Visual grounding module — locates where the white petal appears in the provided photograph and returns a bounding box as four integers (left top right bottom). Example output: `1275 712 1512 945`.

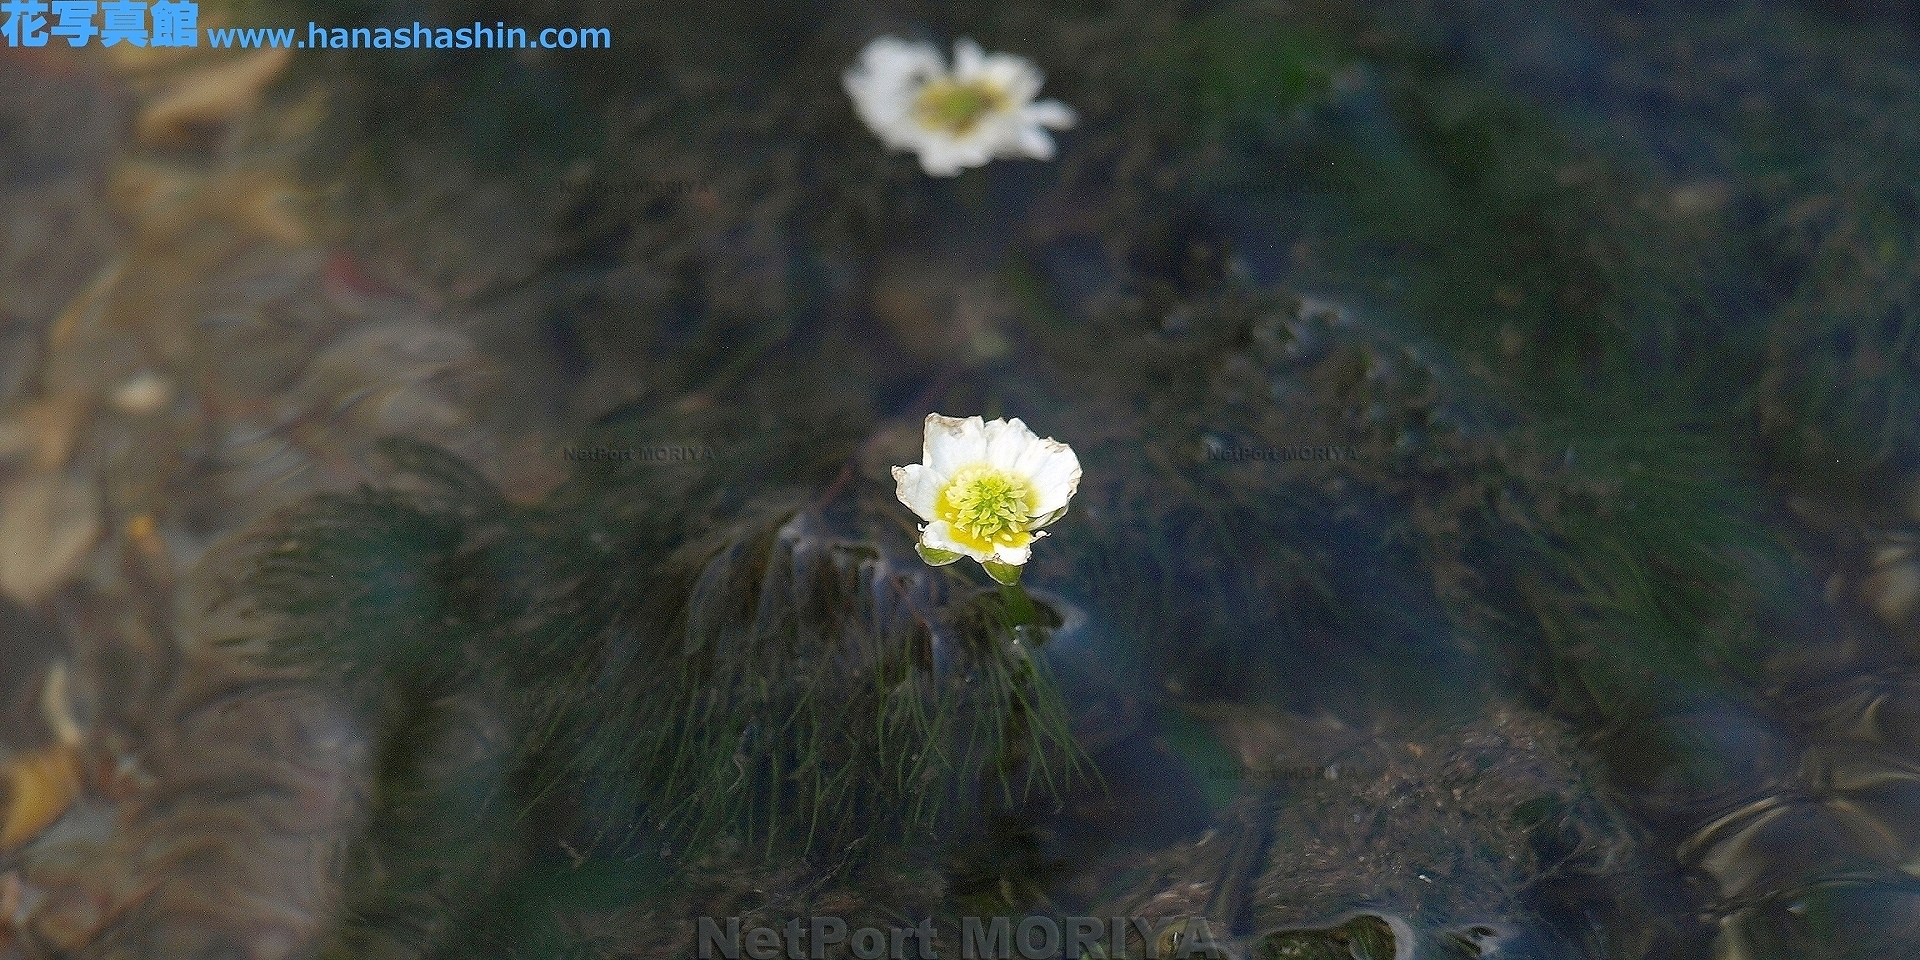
1023 99 1077 130
843 76 903 119
924 414 989 474
995 422 1057 477
922 520 994 563
1013 123 1057 161
904 124 993 173
859 37 945 86
952 38 986 78
983 417 1041 470
991 540 1033 566
892 463 944 522
1025 441 1081 520
853 109 920 146
844 56 922 109
917 146 971 177
981 132 1031 161
927 132 999 171
979 54 1043 103
845 37 946 148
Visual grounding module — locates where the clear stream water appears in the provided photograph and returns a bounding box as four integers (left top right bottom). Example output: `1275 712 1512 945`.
3 1 1920 958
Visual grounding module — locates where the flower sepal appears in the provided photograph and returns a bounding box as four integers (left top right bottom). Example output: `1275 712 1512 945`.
1033 505 1070 528
916 543 964 566
982 559 1023 586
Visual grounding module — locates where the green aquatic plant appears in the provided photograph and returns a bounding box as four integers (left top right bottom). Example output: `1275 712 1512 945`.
226 441 544 958
1038 0 1805 722
214 1 1920 957
1001 273 1788 765
1731 11 1920 470
1245 14 1741 401
223 418 1091 957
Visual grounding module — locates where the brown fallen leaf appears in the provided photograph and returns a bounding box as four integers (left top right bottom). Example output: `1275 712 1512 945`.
106 161 208 244
0 472 102 605
0 744 83 851
136 48 294 146
46 261 122 354
22 394 90 473
109 160 314 247
221 170 313 247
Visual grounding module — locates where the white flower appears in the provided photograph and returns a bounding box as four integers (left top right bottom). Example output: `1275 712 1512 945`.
892 414 1081 584
844 36 1077 177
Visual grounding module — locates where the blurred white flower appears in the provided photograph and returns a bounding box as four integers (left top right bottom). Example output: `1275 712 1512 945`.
893 414 1081 584
844 36 1077 177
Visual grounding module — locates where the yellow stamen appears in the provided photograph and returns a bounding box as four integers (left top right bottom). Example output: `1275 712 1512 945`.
935 465 1038 553
912 79 1010 137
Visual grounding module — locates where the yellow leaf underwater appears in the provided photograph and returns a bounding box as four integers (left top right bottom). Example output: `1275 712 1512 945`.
136 48 294 147
0 744 83 851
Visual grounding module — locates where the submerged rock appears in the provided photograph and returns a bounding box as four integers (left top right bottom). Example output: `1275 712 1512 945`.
1092 708 1649 960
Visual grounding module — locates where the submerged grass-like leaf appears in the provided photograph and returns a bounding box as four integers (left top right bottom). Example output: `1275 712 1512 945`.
227 416 1091 956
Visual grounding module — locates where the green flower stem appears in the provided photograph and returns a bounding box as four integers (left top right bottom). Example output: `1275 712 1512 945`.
1000 582 1039 628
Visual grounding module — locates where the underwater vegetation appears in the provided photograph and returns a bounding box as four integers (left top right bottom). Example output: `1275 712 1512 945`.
198 0 1920 956
223 417 1091 956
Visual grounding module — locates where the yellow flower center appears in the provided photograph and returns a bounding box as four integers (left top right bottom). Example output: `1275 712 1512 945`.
936 464 1038 552
912 79 1010 137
